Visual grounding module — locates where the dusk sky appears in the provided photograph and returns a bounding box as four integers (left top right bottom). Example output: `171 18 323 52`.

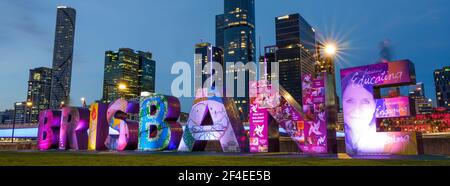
0 0 449 112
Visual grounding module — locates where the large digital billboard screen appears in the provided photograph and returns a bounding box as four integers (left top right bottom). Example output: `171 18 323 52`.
340 60 421 155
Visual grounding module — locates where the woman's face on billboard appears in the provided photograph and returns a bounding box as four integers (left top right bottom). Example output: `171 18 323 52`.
343 84 376 133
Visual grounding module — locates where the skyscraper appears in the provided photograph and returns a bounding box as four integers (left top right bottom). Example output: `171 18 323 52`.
13 102 29 124
138 51 156 95
194 42 224 95
258 46 277 82
102 48 156 103
216 0 256 121
27 67 52 123
215 14 225 50
409 82 433 114
434 66 450 109
275 13 316 105
50 6 76 109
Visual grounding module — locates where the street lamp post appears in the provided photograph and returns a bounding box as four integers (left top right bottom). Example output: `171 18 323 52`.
323 43 338 104
11 104 17 143
81 97 86 107
325 44 337 56
11 102 32 143
320 43 340 153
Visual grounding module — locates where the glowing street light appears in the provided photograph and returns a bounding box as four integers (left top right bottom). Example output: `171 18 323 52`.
117 83 127 99
324 44 337 56
26 101 33 107
118 83 127 90
81 97 87 107
26 101 33 123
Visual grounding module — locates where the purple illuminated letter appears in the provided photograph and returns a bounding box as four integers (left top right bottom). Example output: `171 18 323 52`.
59 107 90 150
105 99 139 151
37 110 61 150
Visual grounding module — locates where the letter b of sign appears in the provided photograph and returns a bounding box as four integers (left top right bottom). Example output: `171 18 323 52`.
138 94 183 151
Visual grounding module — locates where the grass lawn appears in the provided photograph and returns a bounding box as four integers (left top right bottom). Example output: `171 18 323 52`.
0 151 448 166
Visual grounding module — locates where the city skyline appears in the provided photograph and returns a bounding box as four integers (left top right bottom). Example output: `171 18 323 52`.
0 0 449 113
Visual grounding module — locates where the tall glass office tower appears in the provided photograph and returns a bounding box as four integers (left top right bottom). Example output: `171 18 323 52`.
27 67 52 123
216 0 255 121
434 66 450 109
50 6 76 108
102 48 156 103
275 13 316 105
195 42 224 95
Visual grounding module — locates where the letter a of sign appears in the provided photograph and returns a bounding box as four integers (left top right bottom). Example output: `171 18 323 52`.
178 97 248 152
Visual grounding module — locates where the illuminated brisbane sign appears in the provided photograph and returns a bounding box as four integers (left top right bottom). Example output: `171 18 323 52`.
37 93 248 152
37 87 328 153
340 60 423 155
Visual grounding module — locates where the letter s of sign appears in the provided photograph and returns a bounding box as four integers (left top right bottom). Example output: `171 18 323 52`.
105 99 139 151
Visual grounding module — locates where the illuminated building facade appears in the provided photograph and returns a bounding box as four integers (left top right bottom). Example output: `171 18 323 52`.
409 82 433 115
434 66 450 109
50 6 76 109
27 67 53 123
258 46 277 82
379 111 450 133
13 102 30 124
215 14 225 50
194 42 224 94
102 48 156 103
275 13 316 105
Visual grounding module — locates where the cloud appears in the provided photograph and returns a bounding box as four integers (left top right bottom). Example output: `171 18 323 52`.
14 15 47 37
0 0 50 45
